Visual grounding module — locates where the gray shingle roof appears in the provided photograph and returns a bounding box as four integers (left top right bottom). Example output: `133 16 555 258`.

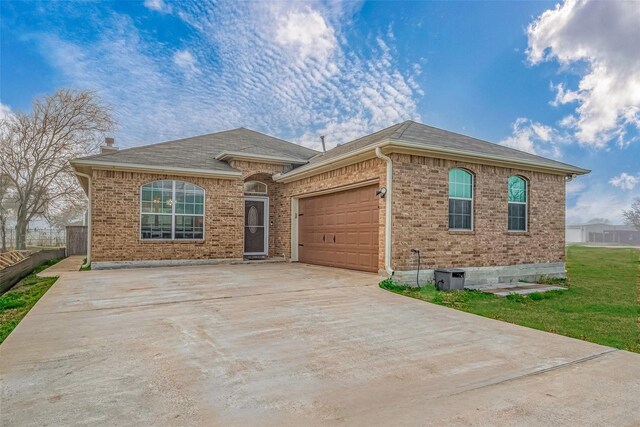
301 120 588 174
76 128 320 172
75 121 587 177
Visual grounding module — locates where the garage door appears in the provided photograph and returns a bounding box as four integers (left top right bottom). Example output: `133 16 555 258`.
298 185 379 272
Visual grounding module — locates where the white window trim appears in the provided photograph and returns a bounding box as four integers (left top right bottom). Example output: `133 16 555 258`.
139 180 205 241
448 169 474 231
507 177 528 232
244 180 268 195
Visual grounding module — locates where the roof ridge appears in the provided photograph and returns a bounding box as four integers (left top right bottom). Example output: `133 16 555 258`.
236 128 320 155
320 121 406 156
390 120 414 140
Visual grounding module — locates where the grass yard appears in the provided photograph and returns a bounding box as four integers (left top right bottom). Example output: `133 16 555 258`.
0 259 60 344
381 246 639 353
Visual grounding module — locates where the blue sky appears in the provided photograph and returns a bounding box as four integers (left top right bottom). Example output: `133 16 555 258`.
2 0 639 223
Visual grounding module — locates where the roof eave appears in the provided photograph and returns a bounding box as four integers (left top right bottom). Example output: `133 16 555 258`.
274 139 590 183
214 151 309 165
69 159 242 182
389 139 591 176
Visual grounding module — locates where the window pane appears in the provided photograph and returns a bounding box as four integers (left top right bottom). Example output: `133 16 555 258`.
141 181 172 214
244 181 267 194
141 214 172 239
508 203 526 231
449 199 472 229
449 169 472 198
175 215 204 239
508 176 527 203
174 181 204 219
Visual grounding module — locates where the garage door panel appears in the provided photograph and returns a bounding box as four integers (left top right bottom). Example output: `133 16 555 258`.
299 185 379 273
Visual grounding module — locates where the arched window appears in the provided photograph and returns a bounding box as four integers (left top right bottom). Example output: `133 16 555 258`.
448 168 473 230
140 180 204 240
244 181 267 194
508 176 527 231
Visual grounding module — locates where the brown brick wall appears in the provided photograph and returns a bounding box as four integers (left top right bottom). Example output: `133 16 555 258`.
91 169 243 262
89 154 566 271
389 154 566 271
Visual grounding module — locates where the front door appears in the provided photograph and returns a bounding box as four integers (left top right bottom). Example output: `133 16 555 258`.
244 197 268 255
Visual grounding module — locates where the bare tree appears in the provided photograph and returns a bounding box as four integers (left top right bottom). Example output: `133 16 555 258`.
623 197 640 231
0 173 17 252
0 89 115 249
46 202 87 229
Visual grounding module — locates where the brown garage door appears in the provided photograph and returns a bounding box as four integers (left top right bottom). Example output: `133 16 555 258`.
298 185 379 272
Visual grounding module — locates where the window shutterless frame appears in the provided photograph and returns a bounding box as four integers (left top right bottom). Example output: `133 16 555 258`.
507 176 528 232
448 168 474 231
139 180 205 241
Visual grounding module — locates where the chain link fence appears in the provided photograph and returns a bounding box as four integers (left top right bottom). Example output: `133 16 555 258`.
3 228 66 249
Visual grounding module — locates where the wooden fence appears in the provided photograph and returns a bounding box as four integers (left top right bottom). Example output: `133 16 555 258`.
0 248 66 294
66 226 88 256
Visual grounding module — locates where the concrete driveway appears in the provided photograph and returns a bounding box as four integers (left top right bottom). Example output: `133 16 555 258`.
1 263 639 426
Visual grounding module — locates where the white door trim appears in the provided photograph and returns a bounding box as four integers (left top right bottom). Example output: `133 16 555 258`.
244 196 269 256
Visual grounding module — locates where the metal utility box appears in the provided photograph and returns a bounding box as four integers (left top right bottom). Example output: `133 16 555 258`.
434 268 466 291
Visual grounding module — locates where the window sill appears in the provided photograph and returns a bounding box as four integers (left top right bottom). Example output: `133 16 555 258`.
505 231 530 236
448 230 475 235
139 239 206 244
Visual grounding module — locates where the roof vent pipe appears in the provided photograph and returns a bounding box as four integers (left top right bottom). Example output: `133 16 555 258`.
320 135 326 153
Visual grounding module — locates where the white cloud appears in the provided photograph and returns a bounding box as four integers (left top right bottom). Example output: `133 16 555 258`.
527 0 640 147
144 0 171 14
33 1 420 149
274 8 337 62
609 172 639 191
0 102 13 120
499 118 564 158
567 185 638 224
566 179 585 195
172 49 200 75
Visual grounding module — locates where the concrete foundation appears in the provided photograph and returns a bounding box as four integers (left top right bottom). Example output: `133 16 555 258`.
392 262 566 287
91 258 244 270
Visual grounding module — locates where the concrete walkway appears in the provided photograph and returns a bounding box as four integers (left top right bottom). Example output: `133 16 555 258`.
466 282 568 296
36 255 84 277
1 263 639 426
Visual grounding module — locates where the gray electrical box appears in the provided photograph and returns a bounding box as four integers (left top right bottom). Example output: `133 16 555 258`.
434 268 466 291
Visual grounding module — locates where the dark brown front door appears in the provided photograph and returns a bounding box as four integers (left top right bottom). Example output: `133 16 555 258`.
244 198 268 255
298 185 379 272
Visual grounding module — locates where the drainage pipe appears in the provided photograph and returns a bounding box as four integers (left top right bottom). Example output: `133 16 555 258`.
75 171 92 269
375 147 394 277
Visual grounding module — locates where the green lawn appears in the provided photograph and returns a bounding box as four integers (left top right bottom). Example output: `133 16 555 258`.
0 259 60 344
381 246 639 352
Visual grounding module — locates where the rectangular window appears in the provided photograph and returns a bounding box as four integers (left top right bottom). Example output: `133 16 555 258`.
508 203 527 231
449 169 473 230
508 176 527 231
140 180 205 240
141 214 172 239
449 199 472 230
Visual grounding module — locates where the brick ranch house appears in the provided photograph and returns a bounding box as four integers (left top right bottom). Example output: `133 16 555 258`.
70 120 589 285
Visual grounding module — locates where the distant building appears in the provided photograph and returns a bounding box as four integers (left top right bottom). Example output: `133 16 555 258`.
566 223 640 245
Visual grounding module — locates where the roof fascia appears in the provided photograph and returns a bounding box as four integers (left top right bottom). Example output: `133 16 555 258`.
215 151 308 165
70 159 242 180
274 138 589 183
